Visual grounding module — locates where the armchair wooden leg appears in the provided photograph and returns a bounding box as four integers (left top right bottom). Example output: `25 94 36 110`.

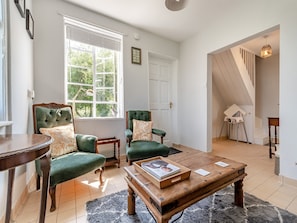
36 174 41 190
49 186 56 212
95 167 104 186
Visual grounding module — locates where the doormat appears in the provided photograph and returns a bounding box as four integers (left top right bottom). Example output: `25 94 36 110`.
168 147 182 155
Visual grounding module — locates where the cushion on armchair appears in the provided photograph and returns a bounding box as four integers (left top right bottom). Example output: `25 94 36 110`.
132 119 153 141
39 124 77 158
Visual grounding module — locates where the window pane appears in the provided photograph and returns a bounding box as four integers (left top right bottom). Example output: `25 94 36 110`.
70 103 93 118
96 89 115 102
96 74 114 87
68 67 92 84
67 84 93 101
96 104 117 117
68 49 92 67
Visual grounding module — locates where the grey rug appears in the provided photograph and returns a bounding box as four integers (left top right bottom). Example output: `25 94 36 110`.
86 186 297 223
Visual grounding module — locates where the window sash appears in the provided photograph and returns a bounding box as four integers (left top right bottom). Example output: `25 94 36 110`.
64 18 123 118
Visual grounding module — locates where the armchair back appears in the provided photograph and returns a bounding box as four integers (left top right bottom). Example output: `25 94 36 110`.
33 103 74 134
126 110 151 131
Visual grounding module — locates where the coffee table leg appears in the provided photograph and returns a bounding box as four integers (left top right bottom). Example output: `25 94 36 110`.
127 186 135 215
234 179 244 207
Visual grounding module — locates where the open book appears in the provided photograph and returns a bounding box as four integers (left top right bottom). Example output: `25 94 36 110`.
141 159 181 179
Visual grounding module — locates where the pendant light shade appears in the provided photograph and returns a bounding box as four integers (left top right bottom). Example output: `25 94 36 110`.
261 44 272 58
260 36 272 58
165 0 188 11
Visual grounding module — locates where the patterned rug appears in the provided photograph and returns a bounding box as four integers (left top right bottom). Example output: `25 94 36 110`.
86 186 297 223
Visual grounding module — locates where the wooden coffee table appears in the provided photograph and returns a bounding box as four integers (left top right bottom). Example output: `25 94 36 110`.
124 149 247 223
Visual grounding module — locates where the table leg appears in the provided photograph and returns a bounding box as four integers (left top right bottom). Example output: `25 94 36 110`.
127 186 135 215
234 179 244 207
117 140 120 168
5 168 15 223
39 152 51 223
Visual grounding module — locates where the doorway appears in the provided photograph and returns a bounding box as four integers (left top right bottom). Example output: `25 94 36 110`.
148 53 177 146
211 28 280 147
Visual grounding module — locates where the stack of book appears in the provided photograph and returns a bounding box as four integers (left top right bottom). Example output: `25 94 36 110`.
134 156 191 189
141 159 181 179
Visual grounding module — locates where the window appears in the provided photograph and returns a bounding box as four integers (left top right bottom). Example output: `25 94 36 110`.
64 17 123 118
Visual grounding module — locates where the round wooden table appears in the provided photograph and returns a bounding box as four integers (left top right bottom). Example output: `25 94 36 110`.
0 134 52 223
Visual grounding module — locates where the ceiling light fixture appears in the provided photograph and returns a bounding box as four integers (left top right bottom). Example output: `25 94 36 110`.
165 0 188 11
260 35 272 58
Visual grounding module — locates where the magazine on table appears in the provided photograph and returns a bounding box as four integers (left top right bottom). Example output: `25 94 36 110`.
141 159 181 179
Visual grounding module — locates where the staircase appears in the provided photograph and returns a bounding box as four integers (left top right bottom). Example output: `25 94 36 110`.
213 46 268 144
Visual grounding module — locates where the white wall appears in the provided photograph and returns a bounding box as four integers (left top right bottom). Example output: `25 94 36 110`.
256 54 280 133
212 81 226 138
32 0 179 154
0 0 35 220
179 0 297 180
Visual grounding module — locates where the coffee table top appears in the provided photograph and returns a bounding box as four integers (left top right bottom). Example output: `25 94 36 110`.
124 149 247 206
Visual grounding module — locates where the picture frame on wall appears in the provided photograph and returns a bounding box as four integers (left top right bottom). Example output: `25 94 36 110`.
131 47 141 65
26 9 34 39
14 0 26 18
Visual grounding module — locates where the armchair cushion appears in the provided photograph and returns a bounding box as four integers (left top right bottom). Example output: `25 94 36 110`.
132 119 153 141
39 124 77 158
49 152 105 186
126 140 170 162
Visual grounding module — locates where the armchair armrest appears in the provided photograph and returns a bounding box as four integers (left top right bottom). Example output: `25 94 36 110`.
152 128 166 144
125 129 133 146
76 134 98 153
152 128 166 137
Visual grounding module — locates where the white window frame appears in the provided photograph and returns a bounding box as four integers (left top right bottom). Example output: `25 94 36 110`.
64 17 124 119
0 0 8 122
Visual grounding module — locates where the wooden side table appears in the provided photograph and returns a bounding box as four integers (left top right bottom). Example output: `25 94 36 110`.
96 137 120 168
0 134 52 223
268 117 279 158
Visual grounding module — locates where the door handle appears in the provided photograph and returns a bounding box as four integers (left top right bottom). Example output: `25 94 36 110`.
169 102 173 109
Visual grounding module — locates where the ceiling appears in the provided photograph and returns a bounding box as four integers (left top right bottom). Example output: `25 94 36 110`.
63 0 279 56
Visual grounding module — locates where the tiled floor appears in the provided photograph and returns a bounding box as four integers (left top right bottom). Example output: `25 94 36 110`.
14 140 297 222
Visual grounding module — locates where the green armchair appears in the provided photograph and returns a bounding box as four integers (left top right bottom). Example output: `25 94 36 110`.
125 110 170 165
33 103 106 212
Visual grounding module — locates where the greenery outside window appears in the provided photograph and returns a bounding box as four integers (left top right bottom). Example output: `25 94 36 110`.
64 17 123 118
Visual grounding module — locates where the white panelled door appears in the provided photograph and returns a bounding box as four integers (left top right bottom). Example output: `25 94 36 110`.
149 55 173 146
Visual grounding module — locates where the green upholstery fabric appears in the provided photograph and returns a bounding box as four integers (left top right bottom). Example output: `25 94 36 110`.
33 103 106 212
126 141 169 162
152 128 166 137
33 104 106 181
125 110 169 164
126 110 151 131
76 134 97 153
35 151 105 187
34 106 73 133
50 152 105 186
125 129 133 142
